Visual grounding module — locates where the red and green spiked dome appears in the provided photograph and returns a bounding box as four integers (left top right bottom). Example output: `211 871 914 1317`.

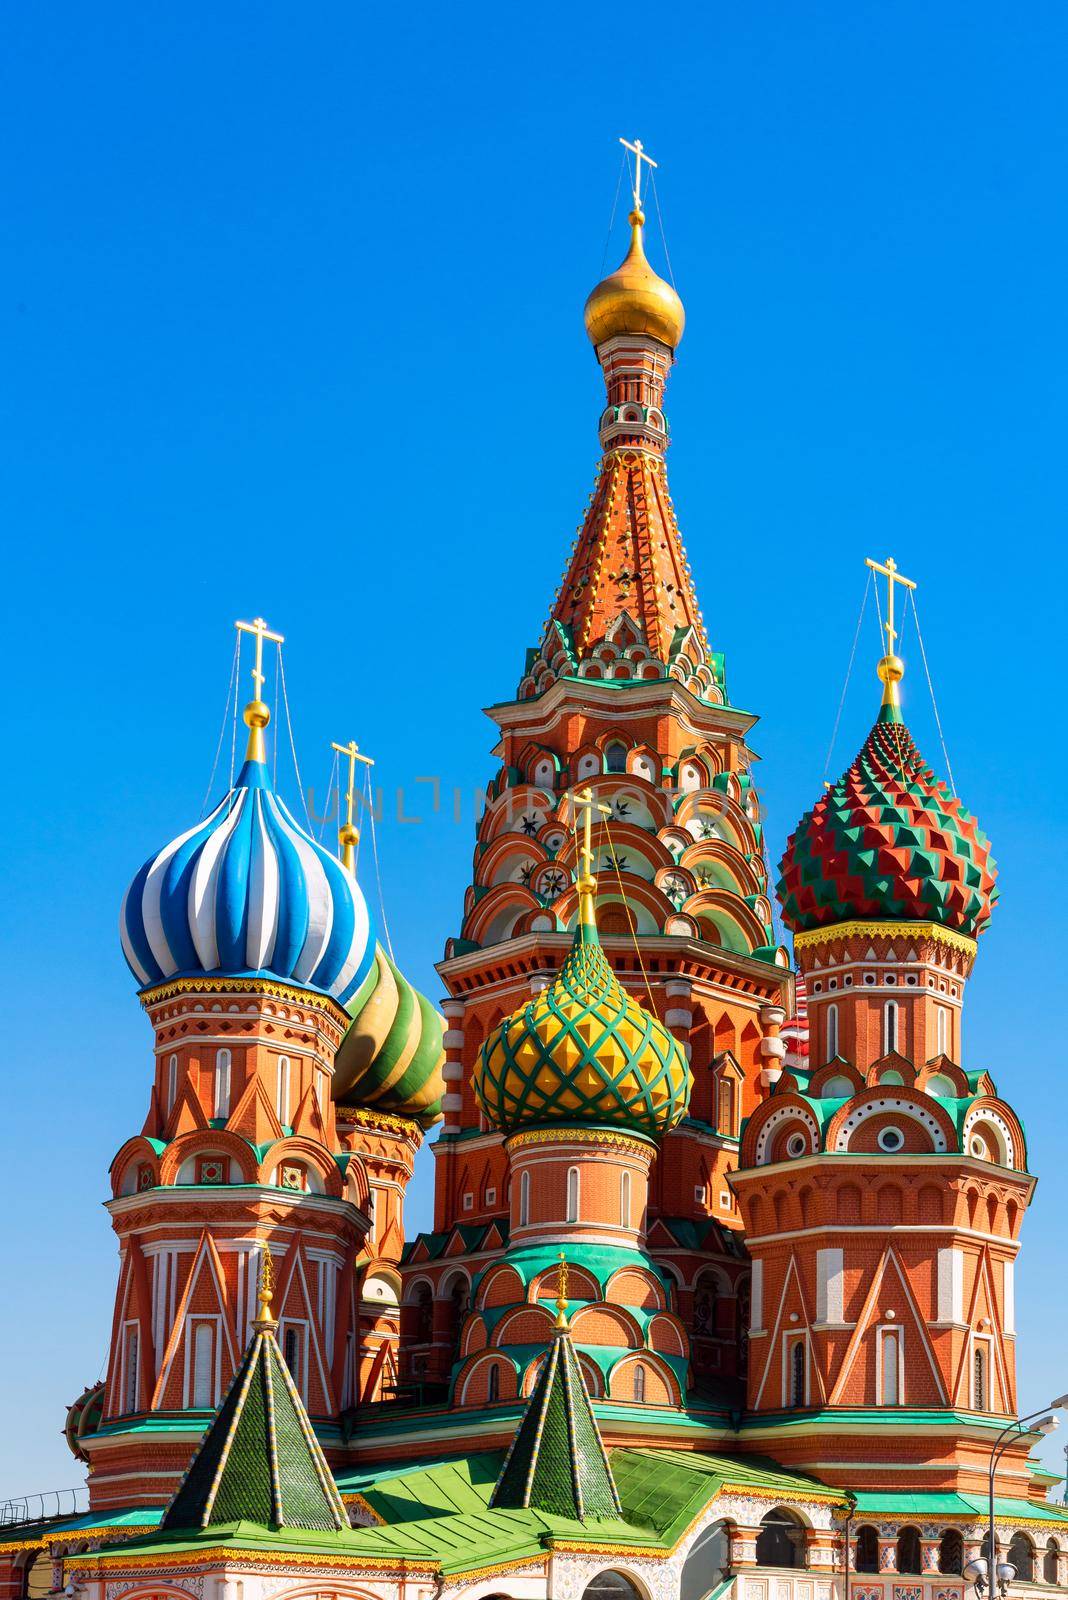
474 908 692 1140
778 702 998 939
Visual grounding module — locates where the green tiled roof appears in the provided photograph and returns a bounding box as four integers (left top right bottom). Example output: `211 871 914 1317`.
851 1492 1068 1525
492 1325 621 1521
162 1319 347 1534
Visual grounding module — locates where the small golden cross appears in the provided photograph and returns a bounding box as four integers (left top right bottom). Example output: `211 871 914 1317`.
864 556 916 656
620 135 658 210
331 739 375 871
236 616 284 702
573 785 612 887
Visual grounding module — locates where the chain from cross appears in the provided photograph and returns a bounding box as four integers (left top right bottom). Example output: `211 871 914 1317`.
620 136 657 210
864 556 916 655
572 785 612 888
331 738 374 870
236 616 284 701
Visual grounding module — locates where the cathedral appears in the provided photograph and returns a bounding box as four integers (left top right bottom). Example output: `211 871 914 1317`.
3 146 1066 1600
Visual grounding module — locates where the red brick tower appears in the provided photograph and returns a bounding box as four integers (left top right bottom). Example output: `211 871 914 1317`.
732 562 1033 1499
402 152 788 1402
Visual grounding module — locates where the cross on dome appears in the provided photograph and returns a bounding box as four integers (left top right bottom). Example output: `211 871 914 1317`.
332 738 374 872
864 555 916 712
619 135 657 211
235 615 284 762
571 785 611 927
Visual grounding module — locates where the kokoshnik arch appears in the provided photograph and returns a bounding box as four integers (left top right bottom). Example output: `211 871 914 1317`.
3 137 1065 1600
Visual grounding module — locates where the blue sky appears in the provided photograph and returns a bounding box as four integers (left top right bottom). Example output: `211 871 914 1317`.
2 1 1067 1500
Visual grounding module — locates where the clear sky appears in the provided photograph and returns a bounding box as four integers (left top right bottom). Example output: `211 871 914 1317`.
2 1 1067 1502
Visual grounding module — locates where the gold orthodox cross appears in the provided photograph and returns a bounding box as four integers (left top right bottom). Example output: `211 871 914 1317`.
572 785 612 887
236 616 284 703
620 136 657 210
331 738 374 872
864 556 916 657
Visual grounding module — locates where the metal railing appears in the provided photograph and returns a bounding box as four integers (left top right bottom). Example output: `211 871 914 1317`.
0 1488 87 1528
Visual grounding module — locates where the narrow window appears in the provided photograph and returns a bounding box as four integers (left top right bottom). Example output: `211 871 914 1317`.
1043 1540 1060 1585
634 1363 646 1402
825 1003 839 1062
939 1530 964 1576
880 1328 900 1405
937 1005 949 1055
897 1528 922 1576
283 1326 302 1391
277 1056 290 1125
214 1048 231 1118
884 1000 899 1055
123 1326 140 1414
605 743 627 774
192 1323 214 1408
974 1344 987 1410
519 1170 530 1227
790 1340 805 1407
487 1362 500 1403
620 1170 632 1227
855 1526 879 1573
566 1166 580 1223
718 1078 734 1135
167 1054 178 1112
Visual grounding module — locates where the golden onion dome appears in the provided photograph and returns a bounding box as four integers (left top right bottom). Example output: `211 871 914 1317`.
583 208 685 351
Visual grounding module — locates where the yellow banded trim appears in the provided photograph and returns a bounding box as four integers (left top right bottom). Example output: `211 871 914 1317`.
793 920 977 959
338 1106 424 1139
505 1126 655 1155
140 975 349 1024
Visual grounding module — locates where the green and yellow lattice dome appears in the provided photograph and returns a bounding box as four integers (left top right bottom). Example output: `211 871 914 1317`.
474 917 691 1140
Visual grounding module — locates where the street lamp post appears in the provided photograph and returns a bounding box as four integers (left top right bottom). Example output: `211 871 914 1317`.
963 1398 1068 1600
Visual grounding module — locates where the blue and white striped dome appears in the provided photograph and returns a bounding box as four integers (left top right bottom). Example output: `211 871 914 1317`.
120 754 376 1004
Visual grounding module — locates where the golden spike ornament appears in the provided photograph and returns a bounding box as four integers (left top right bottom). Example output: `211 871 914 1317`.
331 739 374 872
572 786 611 928
864 556 916 709
255 1247 277 1328
555 1251 570 1330
236 616 284 762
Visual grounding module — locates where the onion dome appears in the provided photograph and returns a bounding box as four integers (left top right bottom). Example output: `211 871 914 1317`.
120 701 376 1005
334 944 446 1125
584 208 685 350
474 868 691 1138
778 697 998 939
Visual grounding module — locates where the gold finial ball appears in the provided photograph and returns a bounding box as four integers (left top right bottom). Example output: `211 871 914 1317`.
877 653 905 688
339 822 360 849
244 698 271 731
583 208 685 351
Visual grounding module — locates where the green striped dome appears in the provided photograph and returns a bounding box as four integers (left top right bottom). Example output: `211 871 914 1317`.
474 919 691 1139
333 945 445 1125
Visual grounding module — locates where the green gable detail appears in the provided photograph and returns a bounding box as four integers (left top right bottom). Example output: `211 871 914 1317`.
491 1325 621 1522
162 1323 347 1534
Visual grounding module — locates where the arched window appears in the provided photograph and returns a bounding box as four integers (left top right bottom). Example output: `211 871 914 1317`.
605 743 627 773
884 1000 899 1055
1044 1539 1060 1585
566 1166 580 1223
276 1056 290 1125
718 1077 735 1135
897 1527 922 1575
974 1344 988 1411
191 1322 214 1408
633 1363 646 1402
487 1362 500 1403
937 1005 949 1055
581 1574 645 1600
620 1170 631 1227
855 1526 879 1573
214 1048 231 1118
415 1283 433 1343
789 1340 805 1407
939 1530 963 1575
825 1004 839 1063
167 1054 178 1112
519 1170 530 1227
680 1523 729 1600
693 1271 719 1335
1008 1534 1035 1583
282 1326 302 1392
755 1508 804 1569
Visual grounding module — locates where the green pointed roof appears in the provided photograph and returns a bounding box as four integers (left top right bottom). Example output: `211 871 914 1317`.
490 1323 621 1522
162 1320 347 1534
